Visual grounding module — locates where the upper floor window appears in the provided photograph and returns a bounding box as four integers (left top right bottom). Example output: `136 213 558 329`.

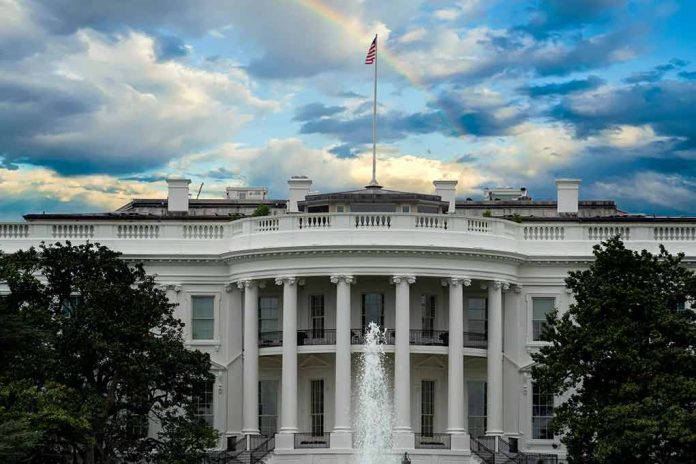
467 297 487 335
421 294 436 334
310 294 325 337
191 296 214 340
532 298 555 341
336 205 345 213
532 383 554 439
401 205 410 213
362 293 384 329
259 297 279 334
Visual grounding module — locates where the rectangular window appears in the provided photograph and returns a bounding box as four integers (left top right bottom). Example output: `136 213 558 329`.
336 205 345 213
362 293 384 329
192 296 215 340
310 379 324 436
421 380 435 436
258 380 278 437
258 296 279 334
310 295 325 338
421 294 436 335
467 297 487 334
401 205 410 213
532 383 554 439
467 381 487 439
532 298 555 341
193 380 214 427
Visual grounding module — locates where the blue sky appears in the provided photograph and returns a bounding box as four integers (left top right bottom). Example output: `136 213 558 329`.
0 0 694 218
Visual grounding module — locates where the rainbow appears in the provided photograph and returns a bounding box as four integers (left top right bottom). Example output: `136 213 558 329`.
293 0 466 139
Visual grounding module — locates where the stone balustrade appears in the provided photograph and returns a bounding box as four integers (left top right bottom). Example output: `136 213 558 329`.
0 214 694 258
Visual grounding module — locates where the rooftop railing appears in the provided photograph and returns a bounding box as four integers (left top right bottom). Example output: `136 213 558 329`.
1 213 694 256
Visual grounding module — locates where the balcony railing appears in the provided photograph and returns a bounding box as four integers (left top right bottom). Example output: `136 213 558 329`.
415 433 451 449
294 433 330 449
297 329 336 346
410 330 448 346
258 331 283 347
351 328 395 345
463 331 487 349
258 329 487 348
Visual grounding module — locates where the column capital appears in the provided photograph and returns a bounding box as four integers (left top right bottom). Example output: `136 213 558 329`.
330 275 355 285
441 277 471 287
161 283 182 293
488 280 510 290
237 279 257 290
513 284 523 294
225 282 235 293
274 276 297 286
391 275 416 285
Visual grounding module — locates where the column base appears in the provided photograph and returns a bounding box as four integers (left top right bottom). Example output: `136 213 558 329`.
392 430 415 450
275 432 296 450
330 430 353 449
449 431 471 451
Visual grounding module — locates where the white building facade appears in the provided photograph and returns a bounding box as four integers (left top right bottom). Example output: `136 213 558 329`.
1 177 694 464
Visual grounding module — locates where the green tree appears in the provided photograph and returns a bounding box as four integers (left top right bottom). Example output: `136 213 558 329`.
0 242 217 463
252 204 270 217
532 237 696 463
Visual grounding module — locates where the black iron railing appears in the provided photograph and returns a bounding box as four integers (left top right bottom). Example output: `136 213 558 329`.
250 435 274 464
258 331 283 347
410 330 449 346
297 329 336 345
470 436 495 464
517 453 559 464
294 433 330 448
464 331 487 349
414 433 451 449
227 435 248 451
350 328 395 344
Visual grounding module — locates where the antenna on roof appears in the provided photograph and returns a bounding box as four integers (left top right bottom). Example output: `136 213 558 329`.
196 182 204 199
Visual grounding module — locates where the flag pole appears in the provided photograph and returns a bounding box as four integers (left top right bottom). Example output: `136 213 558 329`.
369 34 379 187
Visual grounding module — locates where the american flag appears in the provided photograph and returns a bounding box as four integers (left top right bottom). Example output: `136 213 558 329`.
364 35 377 64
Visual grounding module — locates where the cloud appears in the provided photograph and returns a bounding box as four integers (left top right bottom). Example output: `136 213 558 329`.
520 75 605 96
523 0 627 36
588 172 695 214
171 138 489 198
0 27 277 175
624 58 689 83
293 103 346 122
553 79 696 149
0 165 164 218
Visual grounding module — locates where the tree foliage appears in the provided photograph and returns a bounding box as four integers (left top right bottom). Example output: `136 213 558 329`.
0 242 217 463
532 237 696 463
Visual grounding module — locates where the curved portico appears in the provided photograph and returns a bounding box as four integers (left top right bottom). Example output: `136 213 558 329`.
234 262 518 452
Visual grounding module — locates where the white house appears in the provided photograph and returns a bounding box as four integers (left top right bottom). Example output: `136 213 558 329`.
1 176 694 464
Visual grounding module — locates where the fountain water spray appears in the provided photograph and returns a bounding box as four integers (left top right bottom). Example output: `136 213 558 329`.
353 322 398 464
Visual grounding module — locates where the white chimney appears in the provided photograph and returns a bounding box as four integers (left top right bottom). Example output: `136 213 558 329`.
287 176 312 213
433 180 458 214
556 179 580 215
166 178 191 213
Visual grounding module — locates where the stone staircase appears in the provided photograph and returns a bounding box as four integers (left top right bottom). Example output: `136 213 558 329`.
470 436 558 464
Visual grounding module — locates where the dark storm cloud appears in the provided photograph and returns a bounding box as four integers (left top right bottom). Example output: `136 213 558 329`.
522 0 626 36
28 0 233 36
293 103 346 122
553 79 696 148
624 58 689 83
519 76 605 96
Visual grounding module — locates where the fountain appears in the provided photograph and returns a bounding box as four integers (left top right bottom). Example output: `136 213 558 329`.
353 322 398 464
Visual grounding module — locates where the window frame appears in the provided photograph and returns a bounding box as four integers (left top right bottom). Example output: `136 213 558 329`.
531 382 554 440
188 292 221 344
361 292 385 329
193 380 215 427
420 380 435 436
466 296 488 336
421 294 437 335
467 380 487 439
526 293 559 346
258 295 280 335
309 294 325 338
310 379 325 437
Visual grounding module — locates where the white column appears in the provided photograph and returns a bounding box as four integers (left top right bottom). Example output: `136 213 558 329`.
276 277 298 449
331 275 354 449
392 275 415 449
444 277 471 451
239 280 260 435
486 280 507 436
